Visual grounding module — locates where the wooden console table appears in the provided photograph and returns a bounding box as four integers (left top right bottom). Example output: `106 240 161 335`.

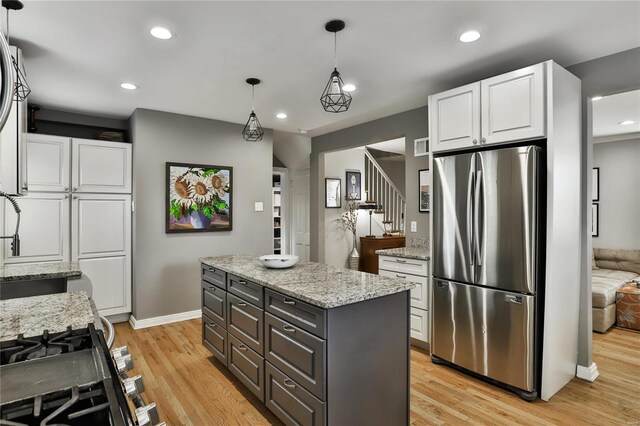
359 236 406 274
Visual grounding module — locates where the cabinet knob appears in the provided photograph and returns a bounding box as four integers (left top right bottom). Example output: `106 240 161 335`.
64 186 69 191
73 195 78 199
22 182 28 190
64 194 69 199
472 139 478 145
73 186 78 191
481 137 486 144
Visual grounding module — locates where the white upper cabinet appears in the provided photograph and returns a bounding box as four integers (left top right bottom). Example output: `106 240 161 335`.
430 63 546 153
2 193 70 264
430 83 481 153
22 134 71 192
72 139 132 193
481 63 546 144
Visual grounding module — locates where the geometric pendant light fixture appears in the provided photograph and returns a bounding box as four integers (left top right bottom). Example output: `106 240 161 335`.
320 20 352 113
242 78 264 142
2 0 31 102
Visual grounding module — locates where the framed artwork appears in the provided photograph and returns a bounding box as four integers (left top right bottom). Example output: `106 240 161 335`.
592 167 600 202
166 162 232 233
414 137 429 157
591 203 599 237
419 169 430 212
325 178 341 208
345 170 362 201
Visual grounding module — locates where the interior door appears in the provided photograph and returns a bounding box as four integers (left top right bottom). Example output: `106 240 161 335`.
475 146 539 294
291 169 310 261
432 152 475 284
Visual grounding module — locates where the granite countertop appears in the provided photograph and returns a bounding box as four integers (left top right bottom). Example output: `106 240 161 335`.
375 247 430 261
200 255 415 309
0 291 96 340
0 262 82 282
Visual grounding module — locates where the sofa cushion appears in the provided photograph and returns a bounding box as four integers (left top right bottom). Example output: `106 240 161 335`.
594 248 640 275
592 250 599 270
592 268 640 308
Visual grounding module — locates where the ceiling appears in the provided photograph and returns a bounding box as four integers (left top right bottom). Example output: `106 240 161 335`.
10 1 640 137
592 90 640 138
367 137 405 155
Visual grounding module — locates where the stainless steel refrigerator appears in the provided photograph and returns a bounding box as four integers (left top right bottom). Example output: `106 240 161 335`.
431 144 541 401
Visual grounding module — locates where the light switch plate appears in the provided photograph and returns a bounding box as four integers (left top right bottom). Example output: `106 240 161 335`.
254 202 264 212
411 221 417 232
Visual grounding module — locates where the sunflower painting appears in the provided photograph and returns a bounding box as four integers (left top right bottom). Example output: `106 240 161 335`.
166 162 232 233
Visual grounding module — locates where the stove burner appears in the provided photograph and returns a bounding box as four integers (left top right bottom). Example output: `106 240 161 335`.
25 346 63 360
0 327 92 365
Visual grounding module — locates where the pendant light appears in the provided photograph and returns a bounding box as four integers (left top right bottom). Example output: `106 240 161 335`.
2 0 30 102
242 78 264 142
320 20 352 113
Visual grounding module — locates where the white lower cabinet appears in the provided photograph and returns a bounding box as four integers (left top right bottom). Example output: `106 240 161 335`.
379 256 431 344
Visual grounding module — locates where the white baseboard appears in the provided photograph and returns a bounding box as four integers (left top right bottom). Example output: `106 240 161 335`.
576 362 599 382
129 309 202 330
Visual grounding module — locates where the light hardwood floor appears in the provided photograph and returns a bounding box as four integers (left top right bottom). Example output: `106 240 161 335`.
114 320 639 425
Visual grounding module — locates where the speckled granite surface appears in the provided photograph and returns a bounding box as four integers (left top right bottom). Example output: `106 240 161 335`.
375 247 430 261
200 255 414 309
0 262 82 282
0 291 95 340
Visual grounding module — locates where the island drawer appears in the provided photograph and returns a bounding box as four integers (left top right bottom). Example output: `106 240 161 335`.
265 290 326 339
228 333 264 402
228 274 264 308
203 314 228 366
265 313 326 400
265 362 325 426
201 264 226 289
227 293 264 355
378 255 428 276
202 284 227 327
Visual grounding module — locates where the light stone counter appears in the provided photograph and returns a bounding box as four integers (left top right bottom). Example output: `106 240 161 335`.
200 255 415 309
0 291 96 340
375 246 430 261
0 262 82 282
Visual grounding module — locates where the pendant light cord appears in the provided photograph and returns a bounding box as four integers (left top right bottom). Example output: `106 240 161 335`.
334 32 337 69
251 84 255 112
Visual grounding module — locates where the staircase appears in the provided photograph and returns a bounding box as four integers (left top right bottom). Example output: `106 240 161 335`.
363 148 406 233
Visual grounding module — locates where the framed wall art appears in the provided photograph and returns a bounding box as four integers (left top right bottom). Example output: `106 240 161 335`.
419 169 430 212
592 167 600 202
591 203 599 237
345 170 362 201
166 162 232 233
325 178 341 208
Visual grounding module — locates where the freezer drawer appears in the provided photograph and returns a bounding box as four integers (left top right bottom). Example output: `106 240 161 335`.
432 280 536 392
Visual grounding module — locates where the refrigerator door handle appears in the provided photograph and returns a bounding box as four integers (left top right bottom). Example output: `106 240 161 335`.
474 169 483 267
467 155 475 266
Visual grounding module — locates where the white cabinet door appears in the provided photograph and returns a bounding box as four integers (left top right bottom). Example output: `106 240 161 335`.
481 63 546 144
410 307 430 343
430 82 481 153
2 193 70 264
72 193 131 316
72 139 132 193
379 269 430 310
23 134 71 193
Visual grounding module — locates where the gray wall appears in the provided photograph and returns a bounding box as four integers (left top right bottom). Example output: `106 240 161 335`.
273 130 312 170
566 47 640 369
310 106 429 261
130 109 273 320
593 138 640 250
376 157 406 197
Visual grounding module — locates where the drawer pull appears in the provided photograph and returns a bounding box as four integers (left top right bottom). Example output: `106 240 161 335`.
238 301 248 307
283 325 296 333
283 378 296 389
283 298 296 305
209 322 216 328
395 259 407 263
208 267 216 272
238 344 248 351
238 280 248 285
396 274 407 278
208 286 216 291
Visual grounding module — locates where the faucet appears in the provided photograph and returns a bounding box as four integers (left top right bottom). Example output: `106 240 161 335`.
0 190 20 256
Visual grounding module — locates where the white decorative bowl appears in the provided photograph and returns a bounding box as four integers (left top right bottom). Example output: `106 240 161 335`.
259 254 300 269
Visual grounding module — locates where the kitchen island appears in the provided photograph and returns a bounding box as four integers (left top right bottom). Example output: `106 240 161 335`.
199 255 415 426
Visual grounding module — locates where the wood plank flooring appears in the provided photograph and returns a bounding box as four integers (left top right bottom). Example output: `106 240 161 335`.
114 320 639 425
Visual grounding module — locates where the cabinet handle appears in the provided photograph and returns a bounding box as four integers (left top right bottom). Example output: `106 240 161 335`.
396 274 407 278
64 186 69 191
64 194 69 199
238 344 248 351
283 325 296 333
21 182 28 190
208 267 216 272
283 379 296 389
472 139 478 145
395 259 406 263
238 301 247 307
238 280 247 285
73 195 78 199
209 322 216 328
283 298 296 305
208 286 215 292
73 186 78 191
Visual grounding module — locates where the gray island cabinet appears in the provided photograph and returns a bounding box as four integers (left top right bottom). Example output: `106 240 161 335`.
200 255 415 426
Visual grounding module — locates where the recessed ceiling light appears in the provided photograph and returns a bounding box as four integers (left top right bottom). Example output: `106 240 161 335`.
120 82 138 90
459 30 481 43
591 96 604 101
619 120 635 125
342 84 356 92
150 26 173 40
276 113 288 119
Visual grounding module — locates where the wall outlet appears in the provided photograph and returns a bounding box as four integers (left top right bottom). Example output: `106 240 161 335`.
254 202 264 212
411 221 417 232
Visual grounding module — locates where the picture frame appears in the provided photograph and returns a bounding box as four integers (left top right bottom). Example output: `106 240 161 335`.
419 169 430 212
166 162 233 233
345 170 362 201
325 178 341 208
592 167 600 202
414 137 429 157
591 203 599 237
